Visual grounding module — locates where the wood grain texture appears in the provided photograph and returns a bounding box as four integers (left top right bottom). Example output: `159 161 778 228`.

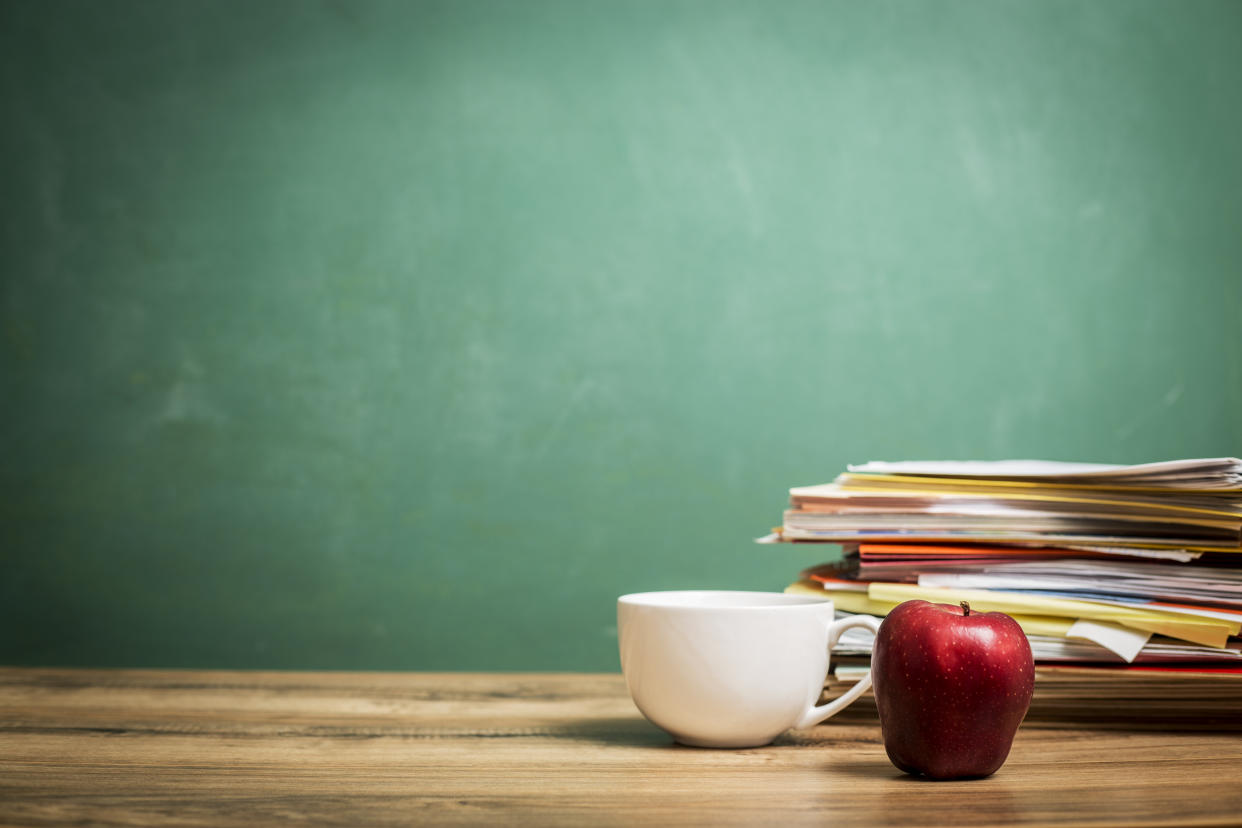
2 668 1241 827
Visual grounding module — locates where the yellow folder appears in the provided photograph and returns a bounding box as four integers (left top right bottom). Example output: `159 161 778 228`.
866 583 1237 648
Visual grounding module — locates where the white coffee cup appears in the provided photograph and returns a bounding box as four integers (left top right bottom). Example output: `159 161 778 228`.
617 590 880 748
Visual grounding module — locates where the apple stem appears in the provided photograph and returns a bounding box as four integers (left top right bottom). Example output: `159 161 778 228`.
960 601 971 616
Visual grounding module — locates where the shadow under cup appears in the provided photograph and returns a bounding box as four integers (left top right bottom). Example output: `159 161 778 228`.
617 590 858 748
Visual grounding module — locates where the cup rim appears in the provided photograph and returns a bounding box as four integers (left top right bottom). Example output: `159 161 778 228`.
617 589 832 610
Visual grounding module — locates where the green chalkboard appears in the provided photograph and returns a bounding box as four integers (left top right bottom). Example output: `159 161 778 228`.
2 0 1241 670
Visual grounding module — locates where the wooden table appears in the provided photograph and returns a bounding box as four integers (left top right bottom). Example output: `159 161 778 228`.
3 667 1241 826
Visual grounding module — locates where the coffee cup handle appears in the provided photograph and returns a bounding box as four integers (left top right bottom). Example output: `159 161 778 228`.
794 614 882 729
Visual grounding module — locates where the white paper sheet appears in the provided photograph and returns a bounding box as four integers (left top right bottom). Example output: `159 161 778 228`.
846 458 1242 487
1065 619 1151 663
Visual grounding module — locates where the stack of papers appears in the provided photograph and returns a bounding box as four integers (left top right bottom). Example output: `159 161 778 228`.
765 459 1242 671
822 664 1242 730
776 458 1242 548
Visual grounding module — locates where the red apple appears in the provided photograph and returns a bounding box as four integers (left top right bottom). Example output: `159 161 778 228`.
871 599 1034 780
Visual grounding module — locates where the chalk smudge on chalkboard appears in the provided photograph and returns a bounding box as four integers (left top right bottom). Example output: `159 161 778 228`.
957 125 994 199
154 358 227 428
1115 384 1185 441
